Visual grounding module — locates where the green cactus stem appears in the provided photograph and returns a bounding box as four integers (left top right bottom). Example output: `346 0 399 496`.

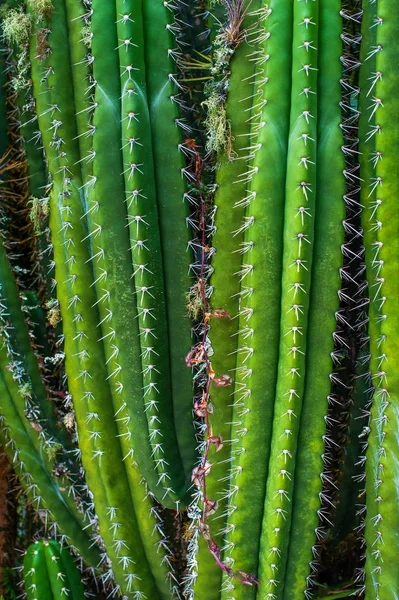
26 3 172 596
220 2 292 598
23 538 86 600
193 4 264 597
0 237 100 566
143 0 197 480
256 0 320 595
360 0 399 598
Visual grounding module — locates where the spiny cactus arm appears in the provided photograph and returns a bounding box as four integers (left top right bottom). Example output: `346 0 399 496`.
142 0 196 481
48 540 86 600
113 3 182 590
29 6 166 594
63 0 93 183
194 7 263 598
51 187 163 599
220 2 293 597
283 0 345 595
0 238 55 427
0 35 99 561
14 77 48 205
257 1 319 598
115 0 190 508
357 1 378 593
44 540 85 599
113 2 186 587
362 3 399 598
88 0 186 509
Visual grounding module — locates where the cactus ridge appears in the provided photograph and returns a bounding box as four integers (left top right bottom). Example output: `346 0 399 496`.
83 0 194 513
257 1 320 597
142 0 197 484
356 0 378 593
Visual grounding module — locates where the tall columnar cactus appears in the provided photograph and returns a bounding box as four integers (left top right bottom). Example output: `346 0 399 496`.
359 0 399 599
23 538 86 600
194 1 345 598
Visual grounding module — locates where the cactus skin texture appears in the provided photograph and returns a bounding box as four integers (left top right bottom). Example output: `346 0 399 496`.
23 539 86 600
360 1 399 599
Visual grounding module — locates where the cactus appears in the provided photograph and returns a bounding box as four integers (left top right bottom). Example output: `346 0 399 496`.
5 1 399 599
23 538 86 600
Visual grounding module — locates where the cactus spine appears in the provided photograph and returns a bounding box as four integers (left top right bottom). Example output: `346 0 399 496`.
23 539 86 599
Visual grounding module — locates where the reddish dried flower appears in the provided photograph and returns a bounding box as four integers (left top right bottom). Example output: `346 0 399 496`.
212 373 233 387
191 462 212 488
194 397 207 418
204 498 219 517
199 521 211 541
208 434 224 453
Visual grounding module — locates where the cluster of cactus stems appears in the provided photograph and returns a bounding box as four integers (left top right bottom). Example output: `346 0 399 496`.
1 0 399 599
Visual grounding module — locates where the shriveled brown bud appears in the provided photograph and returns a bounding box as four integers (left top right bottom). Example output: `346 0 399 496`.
199 521 212 541
193 398 207 418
